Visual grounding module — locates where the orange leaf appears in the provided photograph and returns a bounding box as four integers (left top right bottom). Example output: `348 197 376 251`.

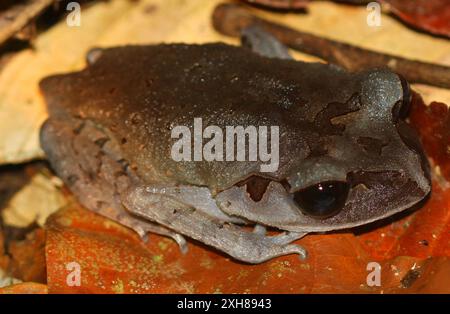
45 194 449 293
0 282 48 294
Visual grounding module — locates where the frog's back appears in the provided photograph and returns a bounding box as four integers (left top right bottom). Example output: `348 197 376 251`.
39 44 361 191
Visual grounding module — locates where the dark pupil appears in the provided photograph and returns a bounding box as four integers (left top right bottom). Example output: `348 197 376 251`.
293 181 349 219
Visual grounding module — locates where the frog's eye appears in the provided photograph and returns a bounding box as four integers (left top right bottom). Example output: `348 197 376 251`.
293 181 349 218
393 75 411 122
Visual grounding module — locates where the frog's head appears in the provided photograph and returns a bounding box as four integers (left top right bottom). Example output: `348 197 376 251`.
216 69 431 233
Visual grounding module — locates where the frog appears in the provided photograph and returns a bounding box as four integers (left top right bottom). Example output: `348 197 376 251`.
39 27 431 264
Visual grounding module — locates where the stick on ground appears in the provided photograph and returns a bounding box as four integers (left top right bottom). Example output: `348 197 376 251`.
0 0 55 47
212 3 450 89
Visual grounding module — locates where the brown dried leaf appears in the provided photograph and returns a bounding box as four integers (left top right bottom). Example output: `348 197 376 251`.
0 282 47 294
383 0 450 38
7 228 47 283
0 0 55 46
409 92 450 182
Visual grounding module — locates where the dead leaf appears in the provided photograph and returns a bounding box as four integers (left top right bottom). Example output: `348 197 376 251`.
7 228 47 283
402 257 450 293
0 0 55 46
240 0 450 38
0 221 46 285
0 164 31 209
0 0 136 164
383 0 450 38
2 171 66 228
409 92 450 182
0 282 47 294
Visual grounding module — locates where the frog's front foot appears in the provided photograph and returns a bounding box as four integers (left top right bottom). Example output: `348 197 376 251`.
131 220 188 254
250 224 308 261
122 186 308 264
232 231 308 263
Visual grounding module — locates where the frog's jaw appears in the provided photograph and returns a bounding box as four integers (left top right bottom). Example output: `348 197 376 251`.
123 185 309 264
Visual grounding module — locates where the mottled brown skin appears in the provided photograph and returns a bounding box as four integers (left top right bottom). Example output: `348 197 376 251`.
39 43 431 263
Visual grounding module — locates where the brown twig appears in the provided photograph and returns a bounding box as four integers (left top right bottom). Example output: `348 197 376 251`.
240 0 309 10
212 3 450 89
0 0 55 47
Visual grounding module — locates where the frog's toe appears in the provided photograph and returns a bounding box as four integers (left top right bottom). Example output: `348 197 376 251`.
252 224 267 235
251 226 307 260
269 232 308 260
132 225 149 242
236 231 308 263
130 220 188 253
173 234 188 254
281 243 308 260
